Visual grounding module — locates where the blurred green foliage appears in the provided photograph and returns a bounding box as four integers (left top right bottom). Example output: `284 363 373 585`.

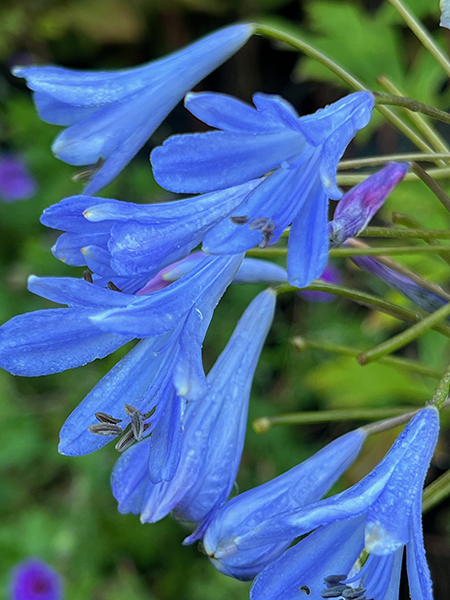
0 0 450 598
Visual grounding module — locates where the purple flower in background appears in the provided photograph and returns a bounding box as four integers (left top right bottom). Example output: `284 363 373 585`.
0 154 37 202
9 559 63 600
152 90 374 287
329 162 410 247
299 262 341 303
13 24 254 194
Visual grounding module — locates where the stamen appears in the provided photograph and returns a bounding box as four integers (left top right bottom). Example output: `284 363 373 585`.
72 157 105 182
115 429 136 452
230 215 249 225
249 217 269 231
88 423 123 436
83 270 93 283
125 404 145 440
342 587 367 600
107 281 122 292
299 585 311 595
95 412 122 425
321 585 351 598
324 576 348 588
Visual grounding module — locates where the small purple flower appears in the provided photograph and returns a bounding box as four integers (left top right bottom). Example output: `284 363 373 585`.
9 559 63 600
299 262 341 303
329 162 410 247
0 154 37 202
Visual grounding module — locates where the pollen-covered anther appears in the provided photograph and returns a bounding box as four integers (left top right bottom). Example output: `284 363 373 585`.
88 423 123 436
230 215 249 225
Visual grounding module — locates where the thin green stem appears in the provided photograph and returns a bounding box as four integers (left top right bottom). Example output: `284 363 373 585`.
428 360 450 410
276 282 450 338
291 336 442 379
337 166 450 186
375 84 450 155
423 469 450 514
392 212 450 266
253 407 415 434
338 153 450 170
386 0 450 79
254 21 434 152
357 302 450 365
247 245 450 259
412 162 450 213
359 226 450 240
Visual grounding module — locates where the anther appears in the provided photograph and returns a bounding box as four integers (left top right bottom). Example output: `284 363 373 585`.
72 157 105 182
249 217 269 231
321 585 351 598
83 270 93 283
125 404 145 440
88 423 123 436
107 281 122 292
115 429 136 453
95 412 122 425
230 215 249 225
299 586 311 595
324 575 347 589
342 587 367 600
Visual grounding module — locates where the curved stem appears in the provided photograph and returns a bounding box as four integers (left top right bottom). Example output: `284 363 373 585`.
338 153 450 170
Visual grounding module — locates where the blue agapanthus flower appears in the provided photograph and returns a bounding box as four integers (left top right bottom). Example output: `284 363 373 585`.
151 90 374 287
208 407 438 600
112 289 276 538
0 253 242 481
13 24 254 194
202 427 366 580
9 558 63 600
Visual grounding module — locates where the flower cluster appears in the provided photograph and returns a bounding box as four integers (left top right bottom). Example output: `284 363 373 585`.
0 19 441 600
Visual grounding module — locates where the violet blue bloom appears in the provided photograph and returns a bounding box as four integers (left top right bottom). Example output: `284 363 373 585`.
0 254 242 480
151 90 374 287
112 289 275 537
351 253 450 315
13 24 254 194
328 162 410 247
0 154 37 202
9 558 63 600
211 407 438 600
202 427 366 580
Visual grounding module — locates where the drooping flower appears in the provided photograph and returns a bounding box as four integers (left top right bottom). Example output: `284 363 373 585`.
208 407 438 600
328 162 410 247
351 252 450 314
9 558 63 600
202 427 366 580
0 253 242 481
0 153 37 202
112 289 276 536
13 24 254 194
151 90 374 287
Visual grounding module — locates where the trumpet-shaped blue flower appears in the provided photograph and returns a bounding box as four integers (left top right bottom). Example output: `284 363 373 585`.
112 289 276 535
13 24 254 194
209 407 438 599
202 427 366 580
151 90 374 287
328 162 410 247
0 254 242 480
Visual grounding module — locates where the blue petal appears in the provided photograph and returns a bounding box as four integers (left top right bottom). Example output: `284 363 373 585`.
151 129 305 194
406 502 434 600
81 245 116 277
52 232 109 266
250 517 366 599
234 259 287 284
298 92 374 199
203 150 320 254
90 254 243 338
287 182 329 287
148 384 184 483
41 196 112 231
108 182 256 276
27 276 132 309
365 408 439 555
203 428 366 579
184 92 290 134
0 308 129 376
58 334 175 455
33 92 99 126
111 438 152 515
362 551 403 600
